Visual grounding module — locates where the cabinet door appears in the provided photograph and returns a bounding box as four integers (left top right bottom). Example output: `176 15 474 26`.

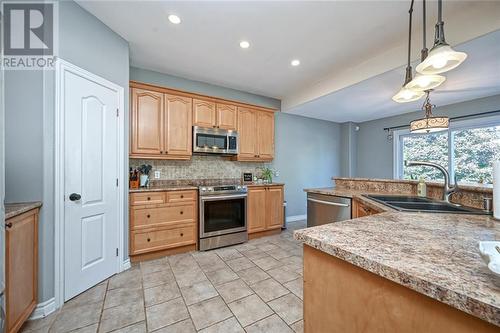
193 99 216 128
165 94 193 157
6 210 38 333
216 103 237 130
266 186 283 230
247 187 267 233
237 107 258 159
130 88 164 156
257 111 275 160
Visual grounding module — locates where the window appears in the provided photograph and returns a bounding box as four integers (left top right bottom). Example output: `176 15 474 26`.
394 115 500 185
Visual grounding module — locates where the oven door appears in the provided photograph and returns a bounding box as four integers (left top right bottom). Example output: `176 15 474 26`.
200 194 247 238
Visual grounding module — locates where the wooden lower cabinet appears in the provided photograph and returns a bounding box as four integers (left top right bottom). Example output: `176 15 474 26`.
304 245 499 333
247 185 284 238
5 208 39 333
129 190 197 261
352 199 380 218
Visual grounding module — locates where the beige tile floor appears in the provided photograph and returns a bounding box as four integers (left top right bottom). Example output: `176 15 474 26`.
21 221 306 333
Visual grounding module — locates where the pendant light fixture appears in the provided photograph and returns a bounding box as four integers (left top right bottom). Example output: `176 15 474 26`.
392 0 425 103
406 0 446 91
410 90 449 133
415 0 467 75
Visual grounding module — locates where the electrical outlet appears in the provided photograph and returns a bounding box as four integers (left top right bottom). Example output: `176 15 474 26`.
154 171 161 179
275 171 280 177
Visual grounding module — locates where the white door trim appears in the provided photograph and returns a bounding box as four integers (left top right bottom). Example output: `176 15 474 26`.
54 58 125 309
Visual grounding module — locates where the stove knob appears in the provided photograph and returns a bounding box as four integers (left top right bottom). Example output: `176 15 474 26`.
237 186 242 190
200 187 207 192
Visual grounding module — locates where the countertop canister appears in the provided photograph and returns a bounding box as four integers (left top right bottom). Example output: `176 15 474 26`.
494 161 500 220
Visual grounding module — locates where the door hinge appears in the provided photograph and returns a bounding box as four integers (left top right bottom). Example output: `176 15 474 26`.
116 108 119 117
116 178 119 187
116 248 119 257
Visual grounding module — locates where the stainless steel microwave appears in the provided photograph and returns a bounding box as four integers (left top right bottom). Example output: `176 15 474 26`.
193 126 238 155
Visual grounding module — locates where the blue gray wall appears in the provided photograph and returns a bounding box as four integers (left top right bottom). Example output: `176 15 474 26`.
130 67 280 110
272 112 341 217
356 94 500 179
5 0 129 303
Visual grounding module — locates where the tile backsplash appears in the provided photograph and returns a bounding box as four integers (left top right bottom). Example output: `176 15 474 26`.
130 155 270 181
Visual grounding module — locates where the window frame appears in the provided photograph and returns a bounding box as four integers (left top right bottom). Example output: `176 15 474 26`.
393 114 500 183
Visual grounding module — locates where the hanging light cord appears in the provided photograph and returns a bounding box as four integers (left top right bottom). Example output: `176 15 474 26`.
421 0 428 60
404 0 415 84
434 0 446 46
422 91 435 117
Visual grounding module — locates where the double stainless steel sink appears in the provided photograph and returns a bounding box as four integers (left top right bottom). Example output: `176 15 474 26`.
364 195 491 215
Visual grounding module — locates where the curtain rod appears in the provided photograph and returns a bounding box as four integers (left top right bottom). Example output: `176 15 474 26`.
383 109 500 132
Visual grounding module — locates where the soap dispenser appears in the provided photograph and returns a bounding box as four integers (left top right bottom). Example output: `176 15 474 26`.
417 177 427 197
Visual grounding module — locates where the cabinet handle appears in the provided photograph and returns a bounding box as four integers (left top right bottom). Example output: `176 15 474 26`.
180 195 184 199
147 238 151 242
147 197 151 201
180 233 184 237
5 222 12 229
160 151 163 154
147 214 150 218
180 211 184 215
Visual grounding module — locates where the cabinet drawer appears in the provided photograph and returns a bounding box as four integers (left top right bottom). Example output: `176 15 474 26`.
130 192 165 206
131 224 196 255
166 190 197 203
132 203 195 229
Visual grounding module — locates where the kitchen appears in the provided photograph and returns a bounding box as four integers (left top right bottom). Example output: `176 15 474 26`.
1 1 500 333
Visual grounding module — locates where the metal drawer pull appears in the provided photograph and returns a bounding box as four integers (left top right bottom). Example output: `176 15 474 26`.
180 195 184 198
147 238 151 242
147 214 150 218
307 198 350 207
180 233 184 237
180 211 184 215
147 197 151 201
5 222 12 229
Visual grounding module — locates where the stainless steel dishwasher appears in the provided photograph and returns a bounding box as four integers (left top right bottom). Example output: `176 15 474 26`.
307 193 351 227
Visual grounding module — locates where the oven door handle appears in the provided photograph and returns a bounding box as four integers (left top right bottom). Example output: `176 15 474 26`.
200 194 248 201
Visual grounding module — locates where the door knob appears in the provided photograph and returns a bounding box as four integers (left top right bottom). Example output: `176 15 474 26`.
69 193 81 201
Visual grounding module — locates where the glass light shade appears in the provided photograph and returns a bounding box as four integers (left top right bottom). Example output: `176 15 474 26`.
405 74 446 91
392 87 425 103
410 116 449 133
415 44 467 75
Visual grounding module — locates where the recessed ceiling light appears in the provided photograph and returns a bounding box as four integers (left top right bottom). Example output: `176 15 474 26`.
291 59 300 66
168 14 181 24
239 41 250 49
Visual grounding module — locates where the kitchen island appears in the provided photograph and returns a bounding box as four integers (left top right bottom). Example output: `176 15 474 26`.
295 188 500 332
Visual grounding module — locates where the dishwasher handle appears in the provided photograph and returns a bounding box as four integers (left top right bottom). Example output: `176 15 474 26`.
307 198 350 207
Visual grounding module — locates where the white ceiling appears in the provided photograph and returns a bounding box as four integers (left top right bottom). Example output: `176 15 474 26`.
77 1 500 122
288 30 500 122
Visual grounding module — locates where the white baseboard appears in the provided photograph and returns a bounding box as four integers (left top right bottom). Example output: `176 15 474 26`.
286 214 307 223
121 258 131 271
29 297 56 320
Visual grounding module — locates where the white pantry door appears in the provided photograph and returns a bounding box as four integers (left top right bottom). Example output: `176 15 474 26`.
63 69 120 301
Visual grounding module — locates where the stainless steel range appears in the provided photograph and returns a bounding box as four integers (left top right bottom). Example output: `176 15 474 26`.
199 185 248 251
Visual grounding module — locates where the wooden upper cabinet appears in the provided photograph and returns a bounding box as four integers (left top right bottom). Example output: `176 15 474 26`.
193 99 216 128
247 187 267 233
257 111 274 160
266 186 284 229
165 94 192 157
237 107 258 159
130 88 164 156
216 103 237 130
237 107 275 161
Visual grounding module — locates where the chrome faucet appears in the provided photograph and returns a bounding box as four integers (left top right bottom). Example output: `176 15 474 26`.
404 160 458 202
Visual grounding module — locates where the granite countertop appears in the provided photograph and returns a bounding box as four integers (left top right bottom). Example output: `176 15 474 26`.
246 182 285 187
296 187 500 326
129 185 198 193
5 202 42 219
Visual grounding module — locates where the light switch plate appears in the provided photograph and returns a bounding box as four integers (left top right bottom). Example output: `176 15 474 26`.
154 171 161 179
